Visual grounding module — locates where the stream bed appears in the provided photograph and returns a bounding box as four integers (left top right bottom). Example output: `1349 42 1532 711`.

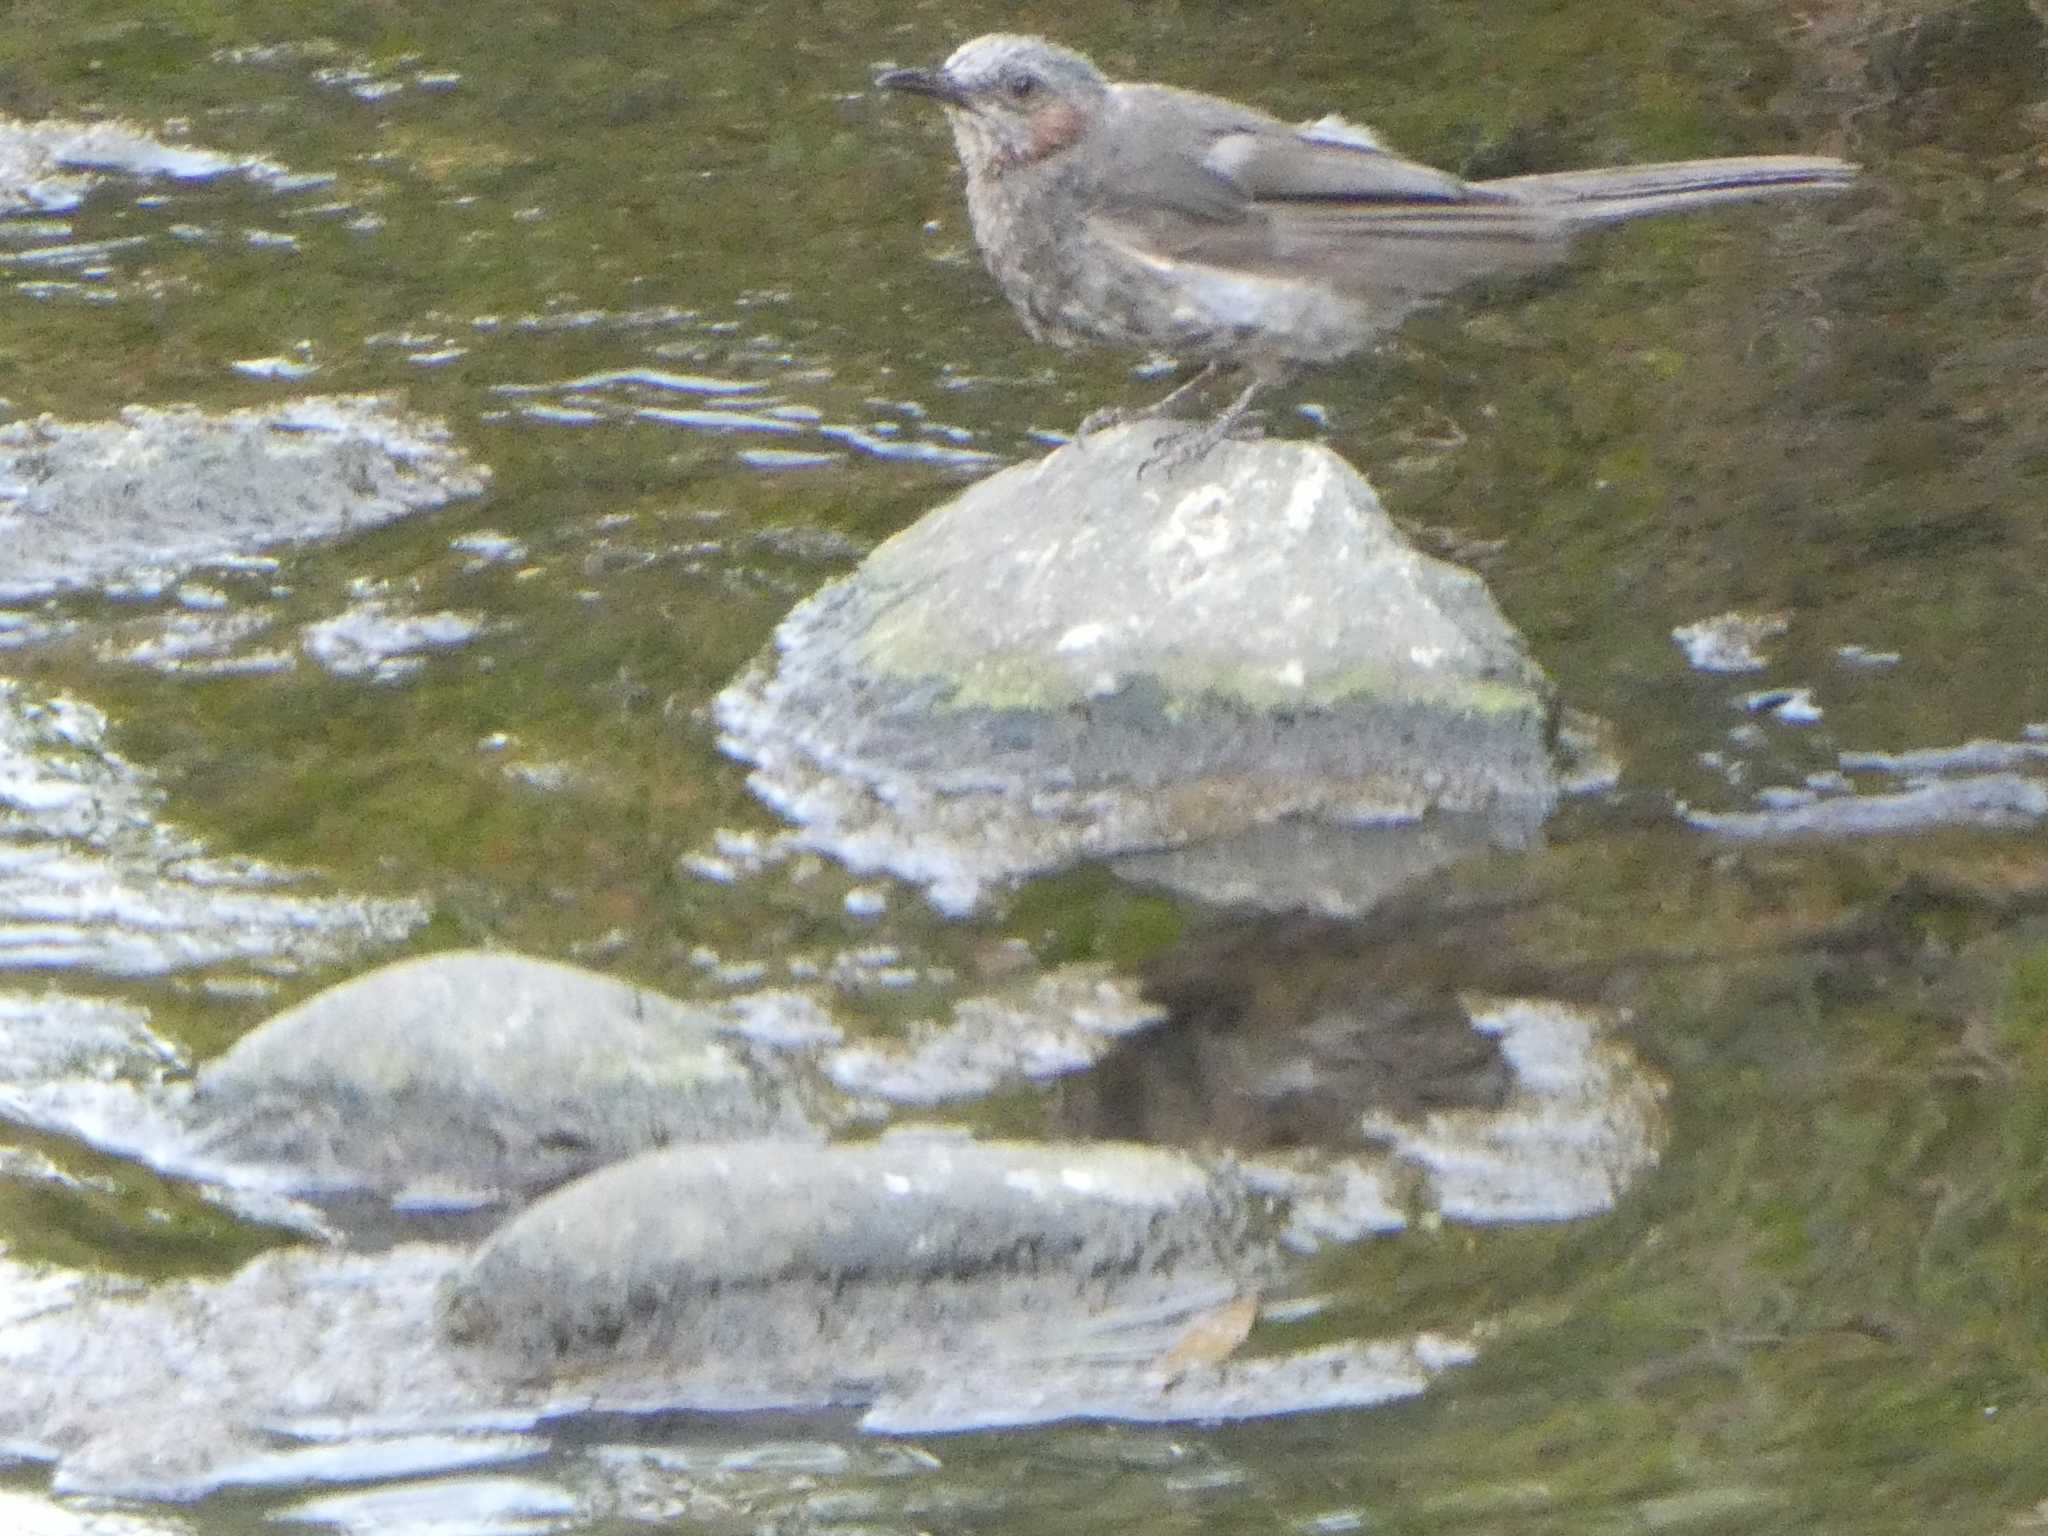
3 1 2048 1531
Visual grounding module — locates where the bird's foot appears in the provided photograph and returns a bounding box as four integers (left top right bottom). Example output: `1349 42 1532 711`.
1137 412 1265 477
1137 379 1268 477
1078 404 1133 440
1077 361 1226 446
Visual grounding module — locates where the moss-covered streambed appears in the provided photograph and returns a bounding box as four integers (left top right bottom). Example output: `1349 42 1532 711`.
3 0 2048 1529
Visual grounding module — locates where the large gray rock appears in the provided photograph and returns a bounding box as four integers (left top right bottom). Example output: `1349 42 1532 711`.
442 1137 1272 1381
191 950 826 1204
716 423 1557 913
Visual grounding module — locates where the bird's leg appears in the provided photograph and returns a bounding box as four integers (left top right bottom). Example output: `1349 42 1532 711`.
1138 359 1224 419
1139 375 1269 477
1078 360 1221 440
1207 375 1268 439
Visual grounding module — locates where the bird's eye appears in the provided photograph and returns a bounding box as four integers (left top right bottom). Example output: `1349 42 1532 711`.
1003 71 1040 102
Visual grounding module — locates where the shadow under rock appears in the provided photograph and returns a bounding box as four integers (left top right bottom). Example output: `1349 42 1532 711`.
1054 884 1598 1151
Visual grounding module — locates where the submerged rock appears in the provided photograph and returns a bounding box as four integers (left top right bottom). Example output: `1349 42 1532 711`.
0 395 488 601
2 952 1179 1216
1671 609 1790 673
0 1140 1467 1498
0 680 427 981
190 951 826 1205
821 965 1166 1105
0 115 279 214
0 930 1668 1497
443 1136 1274 1383
0 1246 469 1500
1683 773 2048 840
716 423 1558 914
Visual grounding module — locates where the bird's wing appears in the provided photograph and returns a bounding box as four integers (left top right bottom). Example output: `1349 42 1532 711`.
1084 85 1277 226
1088 88 1570 298
1209 113 1477 205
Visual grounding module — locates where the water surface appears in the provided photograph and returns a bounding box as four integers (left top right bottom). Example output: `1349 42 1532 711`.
4 0 2048 1530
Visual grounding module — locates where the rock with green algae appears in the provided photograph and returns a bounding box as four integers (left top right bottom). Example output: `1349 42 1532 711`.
715 421 1558 914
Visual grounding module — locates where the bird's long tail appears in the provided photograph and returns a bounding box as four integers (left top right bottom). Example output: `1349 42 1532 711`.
1479 155 1858 224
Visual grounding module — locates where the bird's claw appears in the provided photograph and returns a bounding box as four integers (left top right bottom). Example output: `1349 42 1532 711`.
1137 413 1266 477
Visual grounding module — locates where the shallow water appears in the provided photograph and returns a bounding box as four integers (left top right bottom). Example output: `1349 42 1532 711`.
4 0 2048 1530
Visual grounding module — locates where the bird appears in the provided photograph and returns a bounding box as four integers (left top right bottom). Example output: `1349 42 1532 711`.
877 34 1857 458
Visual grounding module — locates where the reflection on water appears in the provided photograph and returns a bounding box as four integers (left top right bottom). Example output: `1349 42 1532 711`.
1 0 2047 1529
0 682 424 977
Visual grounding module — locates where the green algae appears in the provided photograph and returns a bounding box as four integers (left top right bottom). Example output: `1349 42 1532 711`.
0 0 2045 1527
852 625 1550 717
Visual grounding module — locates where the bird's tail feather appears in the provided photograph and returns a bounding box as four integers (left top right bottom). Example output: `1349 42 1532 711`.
1479 155 1858 224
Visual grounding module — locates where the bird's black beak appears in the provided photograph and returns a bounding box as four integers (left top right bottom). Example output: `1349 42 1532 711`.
877 66 970 108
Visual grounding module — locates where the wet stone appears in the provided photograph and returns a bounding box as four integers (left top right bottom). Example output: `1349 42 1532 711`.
441 1136 1276 1380
1683 773 2048 841
1671 609 1789 673
822 965 1165 1105
715 423 1559 914
191 950 826 1204
0 115 263 214
0 1135 1472 1499
0 945 1666 1497
0 395 489 601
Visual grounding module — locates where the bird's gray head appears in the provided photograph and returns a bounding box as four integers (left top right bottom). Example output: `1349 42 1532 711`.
878 34 1110 174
